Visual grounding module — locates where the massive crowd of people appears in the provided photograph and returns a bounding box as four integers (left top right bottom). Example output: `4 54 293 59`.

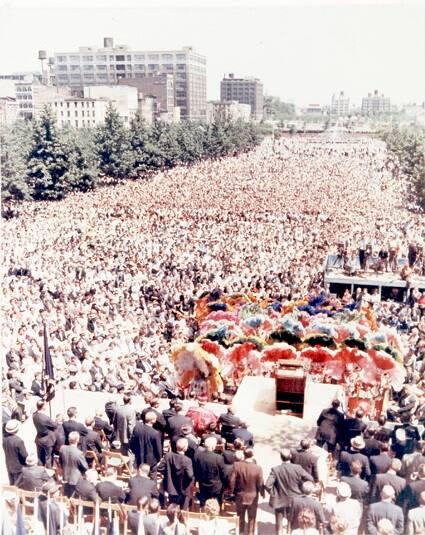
2 136 425 534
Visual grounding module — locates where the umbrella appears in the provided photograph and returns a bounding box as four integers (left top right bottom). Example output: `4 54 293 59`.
261 343 297 362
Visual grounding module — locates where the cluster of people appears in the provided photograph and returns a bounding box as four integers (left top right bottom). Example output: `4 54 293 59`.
2 135 425 533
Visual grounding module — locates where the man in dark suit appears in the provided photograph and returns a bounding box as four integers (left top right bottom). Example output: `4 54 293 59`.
340 459 369 503
315 399 344 453
114 395 137 455
2 419 28 484
167 403 193 441
31 372 45 398
53 414 66 455
400 441 425 481
128 497 161 535
219 406 242 443
126 464 159 505
402 463 425 509
162 398 177 429
291 439 319 482
158 438 194 509
367 485 404 535
32 400 57 468
94 409 114 441
340 408 367 450
290 481 326 530
265 449 313 535
130 411 162 477
231 422 254 447
362 428 382 458
171 425 199 461
105 398 118 426
37 481 68 533
370 442 393 476
374 415 392 443
373 458 406 504
75 469 100 502
338 436 371 479
194 436 227 507
229 448 264 535
140 395 167 436
96 467 126 503
84 417 103 463
60 431 89 497
16 454 53 491
63 406 88 452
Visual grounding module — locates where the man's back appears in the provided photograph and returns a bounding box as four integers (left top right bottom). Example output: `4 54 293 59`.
367 501 404 535
265 463 313 508
16 465 51 491
230 460 263 503
194 450 225 492
290 495 325 529
60 445 88 484
407 506 425 535
291 449 318 481
96 480 125 503
127 475 158 505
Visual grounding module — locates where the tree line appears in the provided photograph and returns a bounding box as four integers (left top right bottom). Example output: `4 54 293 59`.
1 103 263 203
380 127 425 210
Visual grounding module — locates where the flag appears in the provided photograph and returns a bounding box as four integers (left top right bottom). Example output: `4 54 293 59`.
42 322 55 402
16 503 26 535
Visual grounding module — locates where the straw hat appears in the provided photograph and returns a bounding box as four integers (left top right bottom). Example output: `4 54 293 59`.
5 419 21 434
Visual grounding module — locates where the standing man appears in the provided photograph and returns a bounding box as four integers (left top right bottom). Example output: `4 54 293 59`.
126 464 159 505
33 400 57 468
229 448 264 535
194 436 227 507
114 395 137 455
60 431 89 497
63 407 88 452
2 419 28 484
367 485 404 535
265 449 313 535
158 437 194 510
130 411 162 478
315 399 344 454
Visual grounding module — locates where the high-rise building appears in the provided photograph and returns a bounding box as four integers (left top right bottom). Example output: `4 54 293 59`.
361 90 391 115
220 74 263 121
52 38 207 121
331 91 350 116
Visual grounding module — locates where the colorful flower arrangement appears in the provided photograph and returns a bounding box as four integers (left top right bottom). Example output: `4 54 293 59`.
171 290 406 393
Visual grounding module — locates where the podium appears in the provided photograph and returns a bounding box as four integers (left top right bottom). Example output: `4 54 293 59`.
275 360 306 417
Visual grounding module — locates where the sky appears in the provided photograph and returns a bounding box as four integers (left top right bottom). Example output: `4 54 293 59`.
0 0 424 107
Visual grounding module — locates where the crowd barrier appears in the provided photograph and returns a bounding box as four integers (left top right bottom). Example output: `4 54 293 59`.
2 485 239 534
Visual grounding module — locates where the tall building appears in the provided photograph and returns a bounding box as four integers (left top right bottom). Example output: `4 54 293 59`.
220 74 263 121
331 91 350 116
361 90 391 115
52 38 207 121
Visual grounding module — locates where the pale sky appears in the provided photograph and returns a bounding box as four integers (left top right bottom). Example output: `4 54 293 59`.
0 0 424 106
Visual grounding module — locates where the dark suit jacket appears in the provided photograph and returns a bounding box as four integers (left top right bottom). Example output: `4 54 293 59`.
171 434 198 461
219 413 241 441
291 449 319 482
60 444 88 485
290 495 326 529
31 380 44 398
229 460 264 505
128 512 160 535
339 450 371 479
167 414 193 440
16 465 52 491
316 407 344 446
231 428 254 447
158 452 194 497
362 438 381 458
194 450 226 495
75 477 99 502
63 420 88 451
96 481 126 503
340 417 367 448
54 424 66 454
33 411 57 447
85 429 103 455
367 500 404 535
403 479 425 509
370 453 392 475
2 432 28 475
130 423 162 468
340 475 369 502
141 406 167 434
265 462 313 509
373 473 406 503
374 426 392 443
126 475 159 505
93 416 114 438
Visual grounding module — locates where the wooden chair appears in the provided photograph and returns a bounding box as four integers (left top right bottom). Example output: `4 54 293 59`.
86 449 103 473
103 449 133 478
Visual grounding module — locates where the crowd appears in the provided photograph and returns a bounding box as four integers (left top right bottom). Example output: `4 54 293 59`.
2 135 425 534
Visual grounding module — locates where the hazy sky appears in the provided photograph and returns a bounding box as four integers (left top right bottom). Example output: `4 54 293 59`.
0 0 424 106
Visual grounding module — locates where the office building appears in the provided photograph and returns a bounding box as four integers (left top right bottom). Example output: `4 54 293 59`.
361 90 391 115
220 74 263 121
118 74 177 122
52 38 207 120
0 97 19 125
331 91 350 116
52 96 107 128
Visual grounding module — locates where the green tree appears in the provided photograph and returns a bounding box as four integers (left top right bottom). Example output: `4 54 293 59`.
95 102 133 180
26 106 72 200
176 121 204 164
146 120 180 170
129 112 151 177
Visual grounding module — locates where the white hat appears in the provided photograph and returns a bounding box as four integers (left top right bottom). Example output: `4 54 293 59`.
337 482 352 498
5 419 21 434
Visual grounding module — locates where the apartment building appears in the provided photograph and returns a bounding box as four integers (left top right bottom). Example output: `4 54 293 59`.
331 91 350 116
361 90 391 115
220 74 263 121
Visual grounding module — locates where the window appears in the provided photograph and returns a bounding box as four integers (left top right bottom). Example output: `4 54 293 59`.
70 74 81 80
82 110 85 117
126 64 132 69
116 65 125 71
67 102 70 108
92 110 95 116
162 53 173 60
176 53 186 60
61 111 63 116
82 55 93 61
162 64 173 70
54 102 58 107
82 120 85 127
115 55 125 61
56 55 67 62
70 65 80 71
97 73 107 80
126 55 131 61
134 54 145 60
70 55 80 62
148 64 158 70
75 120 78 127
84 74 94 79
83 65 94 71
92 102 95 107
134 64 145 70
67 110 70 117
97 55 107 61
58 65 68 71
176 64 186 71
148 54 159 60
96 65 107 70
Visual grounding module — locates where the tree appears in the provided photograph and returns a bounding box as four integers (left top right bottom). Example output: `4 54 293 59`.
175 121 204 164
129 112 150 177
1 120 34 202
26 106 72 200
146 120 180 170
94 102 133 180
62 126 98 192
